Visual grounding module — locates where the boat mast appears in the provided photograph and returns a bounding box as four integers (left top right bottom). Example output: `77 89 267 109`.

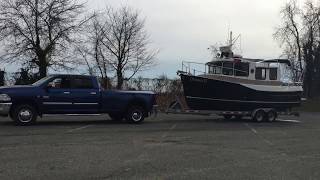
229 31 233 48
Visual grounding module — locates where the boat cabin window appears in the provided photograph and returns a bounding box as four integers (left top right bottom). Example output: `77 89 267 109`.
255 68 266 80
208 62 223 74
208 61 249 77
234 62 249 77
269 68 278 80
222 62 233 75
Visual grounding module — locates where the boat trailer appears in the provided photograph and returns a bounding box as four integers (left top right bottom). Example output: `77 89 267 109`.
166 96 300 122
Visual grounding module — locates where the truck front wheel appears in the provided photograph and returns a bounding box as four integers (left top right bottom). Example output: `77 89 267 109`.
126 106 145 124
12 104 37 126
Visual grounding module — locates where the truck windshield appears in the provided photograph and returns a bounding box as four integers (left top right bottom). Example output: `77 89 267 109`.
32 76 53 86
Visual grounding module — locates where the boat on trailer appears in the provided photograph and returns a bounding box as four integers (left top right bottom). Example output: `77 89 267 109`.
173 32 302 121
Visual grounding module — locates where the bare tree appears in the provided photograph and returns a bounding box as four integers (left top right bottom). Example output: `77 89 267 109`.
276 0 320 97
97 6 157 89
75 12 113 88
0 0 88 78
274 0 303 81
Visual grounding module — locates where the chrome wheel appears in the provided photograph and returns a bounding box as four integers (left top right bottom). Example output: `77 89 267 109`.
126 106 145 124
13 104 37 126
18 109 33 123
131 111 142 122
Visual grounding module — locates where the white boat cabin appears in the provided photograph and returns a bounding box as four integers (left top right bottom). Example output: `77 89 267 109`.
206 58 294 83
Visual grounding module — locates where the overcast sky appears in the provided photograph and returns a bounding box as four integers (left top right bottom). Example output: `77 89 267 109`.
1 0 304 78
86 0 299 78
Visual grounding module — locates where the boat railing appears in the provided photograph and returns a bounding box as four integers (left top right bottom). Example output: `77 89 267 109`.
181 61 207 76
181 61 249 77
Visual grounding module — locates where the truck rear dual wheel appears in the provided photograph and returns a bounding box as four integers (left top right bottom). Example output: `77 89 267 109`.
126 106 145 124
12 104 37 126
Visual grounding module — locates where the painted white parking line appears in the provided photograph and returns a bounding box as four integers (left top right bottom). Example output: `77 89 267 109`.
277 119 301 123
244 123 257 134
244 123 274 146
67 125 93 133
161 124 178 139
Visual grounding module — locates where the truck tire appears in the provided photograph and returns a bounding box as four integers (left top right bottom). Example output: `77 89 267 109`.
12 104 37 126
126 106 145 124
266 110 277 122
253 109 266 122
109 113 124 121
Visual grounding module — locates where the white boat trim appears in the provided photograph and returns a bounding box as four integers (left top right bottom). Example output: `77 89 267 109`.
186 96 300 104
73 103 99 105
43 102 72 105
43 102 99 105
241 84 303 92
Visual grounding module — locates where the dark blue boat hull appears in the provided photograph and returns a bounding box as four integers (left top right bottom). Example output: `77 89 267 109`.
180 74 302 111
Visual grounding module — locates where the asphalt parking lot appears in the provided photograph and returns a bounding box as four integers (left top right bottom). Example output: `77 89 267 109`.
0 112 319 180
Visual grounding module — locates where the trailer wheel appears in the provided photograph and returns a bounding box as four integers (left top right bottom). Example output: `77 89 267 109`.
266 110 277 122
253 109 266 122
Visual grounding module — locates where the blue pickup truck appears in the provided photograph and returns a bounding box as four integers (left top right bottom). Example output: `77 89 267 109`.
0 75 157 125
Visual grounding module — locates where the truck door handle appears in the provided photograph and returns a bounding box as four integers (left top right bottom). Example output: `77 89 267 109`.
90 92 97 95
63 92 70 94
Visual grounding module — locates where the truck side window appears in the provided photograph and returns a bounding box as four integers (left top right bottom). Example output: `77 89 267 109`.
47 78 71 89
255 68 266 80
71 78 94 89
269 68 277 80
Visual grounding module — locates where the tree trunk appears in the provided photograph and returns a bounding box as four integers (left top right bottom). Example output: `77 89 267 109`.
117 71 123 89
38 53 48 78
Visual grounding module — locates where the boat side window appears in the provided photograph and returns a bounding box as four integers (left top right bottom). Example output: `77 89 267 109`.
255 68 266 80
269 68 278 80
222 62 234 76
234 62 249 77
208 62 223 74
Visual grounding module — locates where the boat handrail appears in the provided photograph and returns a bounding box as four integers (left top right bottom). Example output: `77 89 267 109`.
181 61 249 76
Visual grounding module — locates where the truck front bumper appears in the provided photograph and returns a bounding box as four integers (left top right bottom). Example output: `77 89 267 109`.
0 102 12 117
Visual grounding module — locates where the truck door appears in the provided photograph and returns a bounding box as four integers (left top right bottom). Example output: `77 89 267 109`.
42 77 74 113
69 77 100 113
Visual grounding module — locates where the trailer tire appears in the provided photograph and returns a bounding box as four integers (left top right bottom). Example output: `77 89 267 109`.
253 109 266 122
266 110 277 122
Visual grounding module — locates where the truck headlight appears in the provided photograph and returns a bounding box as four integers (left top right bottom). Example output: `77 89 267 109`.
0 94 11 101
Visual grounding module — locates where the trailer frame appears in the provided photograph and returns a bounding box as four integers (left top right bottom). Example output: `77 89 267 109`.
166 96 300 122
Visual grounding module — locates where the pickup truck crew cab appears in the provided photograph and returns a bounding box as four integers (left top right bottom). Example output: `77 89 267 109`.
0 75 157 125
